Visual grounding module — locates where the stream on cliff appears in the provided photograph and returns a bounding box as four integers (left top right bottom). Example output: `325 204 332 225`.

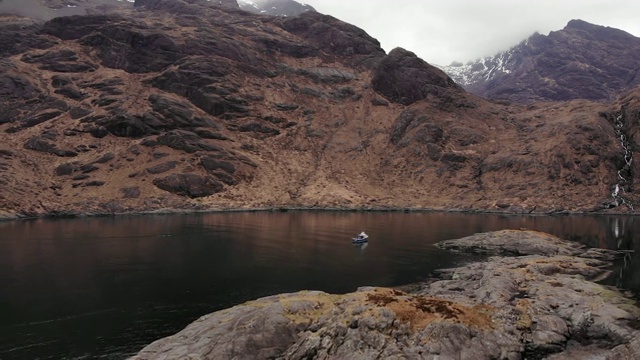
610 111 635 210
0 211 638 359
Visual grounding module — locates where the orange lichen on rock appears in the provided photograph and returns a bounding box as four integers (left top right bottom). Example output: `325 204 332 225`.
365 288 495 331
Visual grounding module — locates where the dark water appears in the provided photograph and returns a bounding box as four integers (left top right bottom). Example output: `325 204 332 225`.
0 211 638 359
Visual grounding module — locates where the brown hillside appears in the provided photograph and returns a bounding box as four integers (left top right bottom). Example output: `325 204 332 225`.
0 0 637 218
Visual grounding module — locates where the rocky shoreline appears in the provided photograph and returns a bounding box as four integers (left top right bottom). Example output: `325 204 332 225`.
1 205 634 222
130 230 640 359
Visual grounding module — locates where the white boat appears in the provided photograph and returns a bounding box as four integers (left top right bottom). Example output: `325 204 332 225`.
352 231 369 243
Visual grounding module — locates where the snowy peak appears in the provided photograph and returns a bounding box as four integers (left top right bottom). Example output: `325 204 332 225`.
439 43 522 87
440 19 640 103
439 32 547 89
237 0 315 16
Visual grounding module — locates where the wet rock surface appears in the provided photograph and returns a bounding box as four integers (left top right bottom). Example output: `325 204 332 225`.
131 230 640 360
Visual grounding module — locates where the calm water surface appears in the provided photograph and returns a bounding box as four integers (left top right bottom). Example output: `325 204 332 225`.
0 211 638 359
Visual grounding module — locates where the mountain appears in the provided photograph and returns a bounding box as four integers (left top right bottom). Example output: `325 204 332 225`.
238 0 315 16
441 20 640 103
0 0 240 20
0 0 639 218
0 0 134 20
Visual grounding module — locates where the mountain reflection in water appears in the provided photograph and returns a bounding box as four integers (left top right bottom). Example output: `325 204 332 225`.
0 211 637 359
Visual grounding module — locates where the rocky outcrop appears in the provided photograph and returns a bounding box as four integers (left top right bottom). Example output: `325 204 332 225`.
21 49 98 73
131 230 640 359
43 15 184 73
427 231 639 359
442 19 640 103
153 173 223 198
0 14 55 56
436 230 589 256
372 48 462 106
134 0 239 12
278 11 385 63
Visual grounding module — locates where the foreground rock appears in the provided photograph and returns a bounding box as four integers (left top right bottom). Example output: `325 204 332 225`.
131 230 640 359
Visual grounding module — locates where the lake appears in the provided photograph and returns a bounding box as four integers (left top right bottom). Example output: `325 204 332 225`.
0 211 638 359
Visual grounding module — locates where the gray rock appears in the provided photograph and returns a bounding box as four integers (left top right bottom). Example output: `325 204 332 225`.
437 229 605 257
146 161 177 175
297 67 357 83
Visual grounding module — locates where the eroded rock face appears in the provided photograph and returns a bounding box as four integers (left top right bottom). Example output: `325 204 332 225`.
0 15 55 56
22 49 98 73
278 11 385 62
131 230 640 360
134 0 238 12
153 173 223 198
372 48 462 106
44 15 183 73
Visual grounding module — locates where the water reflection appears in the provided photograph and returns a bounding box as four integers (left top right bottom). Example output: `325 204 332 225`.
0 212 638 359
605 216 638 291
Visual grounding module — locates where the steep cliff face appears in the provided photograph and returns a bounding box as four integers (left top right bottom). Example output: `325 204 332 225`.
442 20 640 103
0 1 637 218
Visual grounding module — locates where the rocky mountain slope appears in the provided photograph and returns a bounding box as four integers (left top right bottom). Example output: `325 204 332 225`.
442 20 640 103
0 0 135 20
1 0 640 219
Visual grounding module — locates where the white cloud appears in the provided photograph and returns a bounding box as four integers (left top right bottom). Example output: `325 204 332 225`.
301 0 640 66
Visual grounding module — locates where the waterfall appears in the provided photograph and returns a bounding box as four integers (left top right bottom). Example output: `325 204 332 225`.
610 112 634 211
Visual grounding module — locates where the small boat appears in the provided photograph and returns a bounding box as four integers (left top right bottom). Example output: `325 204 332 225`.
352 231 369 243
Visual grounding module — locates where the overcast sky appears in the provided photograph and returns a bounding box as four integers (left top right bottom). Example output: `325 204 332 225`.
301 0 640 66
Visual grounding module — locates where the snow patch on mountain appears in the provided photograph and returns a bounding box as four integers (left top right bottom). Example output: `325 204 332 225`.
439 40 528 87
236 0 315 16
237 0 259 10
